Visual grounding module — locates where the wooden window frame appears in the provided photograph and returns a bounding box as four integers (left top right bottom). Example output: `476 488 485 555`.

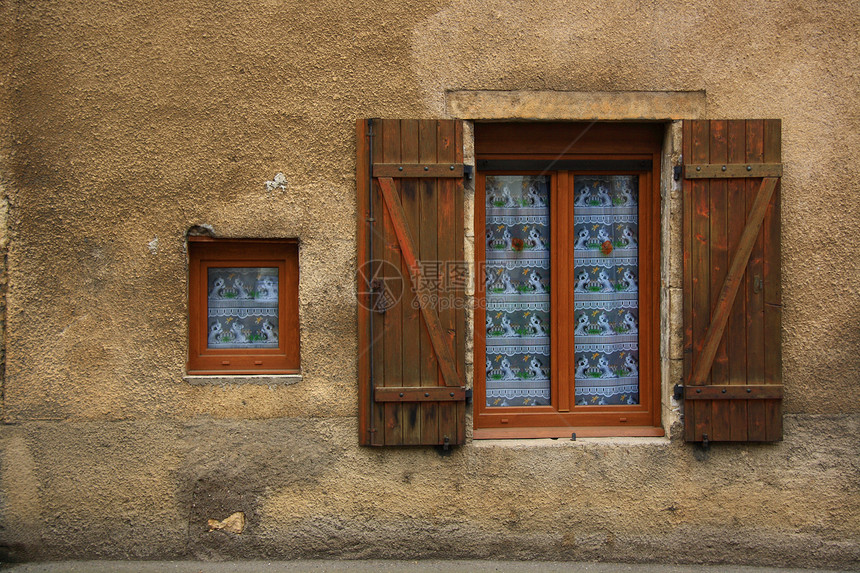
187 237 300 375
473 122 663 439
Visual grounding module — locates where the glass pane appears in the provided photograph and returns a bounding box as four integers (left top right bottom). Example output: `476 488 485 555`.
573 175 639 405
484 175 550 407
207 267 279 349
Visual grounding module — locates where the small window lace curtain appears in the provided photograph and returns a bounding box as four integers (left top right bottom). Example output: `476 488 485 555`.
484 176 551 407
207 267 279 349
572 175 640 405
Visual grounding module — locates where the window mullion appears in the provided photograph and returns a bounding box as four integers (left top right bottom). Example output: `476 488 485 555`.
554 171 571 412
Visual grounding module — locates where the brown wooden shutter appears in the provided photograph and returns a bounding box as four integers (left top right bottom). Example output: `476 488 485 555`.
682 119 783 443
356 119 467 446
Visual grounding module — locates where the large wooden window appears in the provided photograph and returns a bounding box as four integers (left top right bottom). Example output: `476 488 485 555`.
187 238 300 375
474 123 663 438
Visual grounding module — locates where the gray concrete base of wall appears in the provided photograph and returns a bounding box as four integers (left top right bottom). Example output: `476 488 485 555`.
1 413 858 569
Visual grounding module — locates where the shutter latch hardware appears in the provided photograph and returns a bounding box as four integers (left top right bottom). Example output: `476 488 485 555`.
674 155 683 181
370 279 395 313
673 383 684 401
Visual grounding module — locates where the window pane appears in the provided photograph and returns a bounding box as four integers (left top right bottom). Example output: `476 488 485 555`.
207 267 279 349
573 175 639 405
485 175 550 407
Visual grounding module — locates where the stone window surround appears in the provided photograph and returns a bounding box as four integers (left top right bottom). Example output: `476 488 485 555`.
452 90 704 439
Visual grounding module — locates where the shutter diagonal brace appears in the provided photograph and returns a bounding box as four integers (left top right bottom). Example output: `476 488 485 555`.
689 176 779 387
377 176 462 388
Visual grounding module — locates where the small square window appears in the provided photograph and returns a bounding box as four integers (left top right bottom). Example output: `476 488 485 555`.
187 238 299 375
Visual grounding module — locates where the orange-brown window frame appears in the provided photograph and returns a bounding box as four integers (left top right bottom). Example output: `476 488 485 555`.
473 122 663 438
187 238 300 375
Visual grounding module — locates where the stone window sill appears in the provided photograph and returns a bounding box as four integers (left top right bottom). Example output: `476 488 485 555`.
183 374 302 386
472 426 665 440
470 435 671 448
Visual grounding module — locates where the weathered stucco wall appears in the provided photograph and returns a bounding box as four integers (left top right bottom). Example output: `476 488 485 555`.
1 0 858 567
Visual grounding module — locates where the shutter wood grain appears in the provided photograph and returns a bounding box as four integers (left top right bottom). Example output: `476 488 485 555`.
382 119 403 446
683 119 783 443
400 119 423 446
357 119 466 446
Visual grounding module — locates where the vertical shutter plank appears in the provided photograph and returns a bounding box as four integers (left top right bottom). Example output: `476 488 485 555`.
356 120 372 445
418 119 441 444
691 120 711 441
371 121 387 445
763 119 783 441
399 119 423 445
382 119 403 445
745 120 767 442
708 120 731 441
726 120 749 440
682 121 695 441
437 119 457 445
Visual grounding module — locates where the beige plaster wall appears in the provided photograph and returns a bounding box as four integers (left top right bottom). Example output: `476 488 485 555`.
0 0 858 566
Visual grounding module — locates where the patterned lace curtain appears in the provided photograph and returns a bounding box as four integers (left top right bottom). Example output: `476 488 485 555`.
207 267 279 349
484 174 640 408
572 176 640 405
485 175 551 407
